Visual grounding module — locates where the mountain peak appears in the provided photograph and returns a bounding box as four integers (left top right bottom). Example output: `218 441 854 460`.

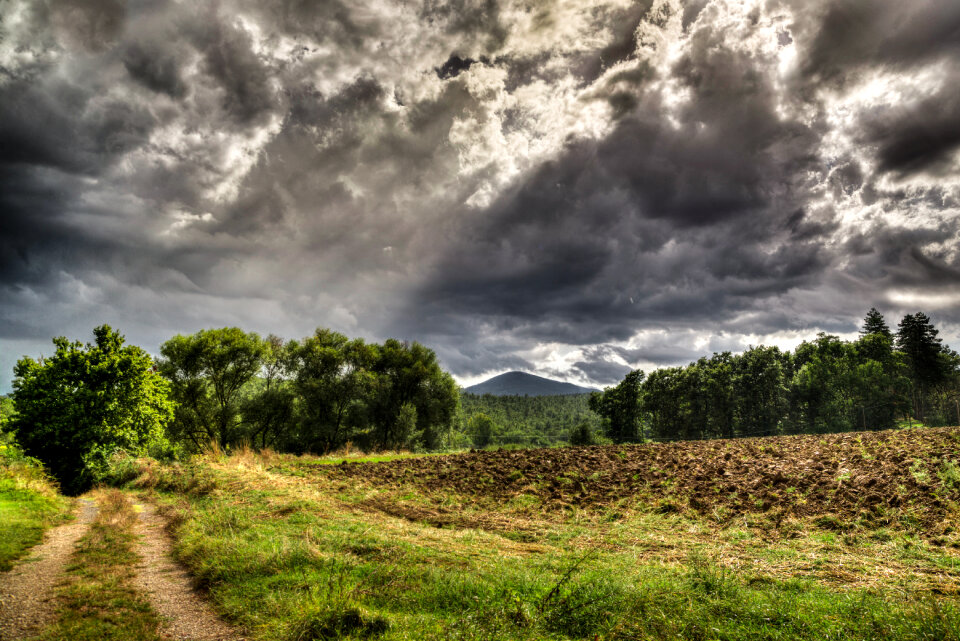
463 371 598 396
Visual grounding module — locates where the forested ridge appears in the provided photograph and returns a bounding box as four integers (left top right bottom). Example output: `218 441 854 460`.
458 393 597 447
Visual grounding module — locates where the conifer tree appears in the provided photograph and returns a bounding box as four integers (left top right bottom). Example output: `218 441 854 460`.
896 312 947 423
860 308 892 339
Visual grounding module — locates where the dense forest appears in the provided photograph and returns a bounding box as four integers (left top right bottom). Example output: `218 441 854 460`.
458 393 598 447
590 309 960 443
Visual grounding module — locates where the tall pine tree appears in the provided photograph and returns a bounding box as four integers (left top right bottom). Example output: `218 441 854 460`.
895 312 946 423
860 307 892 339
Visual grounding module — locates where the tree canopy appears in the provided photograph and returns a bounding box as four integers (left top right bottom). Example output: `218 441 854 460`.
159 327 269 450
589 309 958 442
157 328 460 453
10 325 174 494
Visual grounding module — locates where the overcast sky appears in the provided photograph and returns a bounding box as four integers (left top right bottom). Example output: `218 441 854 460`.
3 0 960 393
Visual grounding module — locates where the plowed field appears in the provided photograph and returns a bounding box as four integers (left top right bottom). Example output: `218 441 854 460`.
329 427 960 526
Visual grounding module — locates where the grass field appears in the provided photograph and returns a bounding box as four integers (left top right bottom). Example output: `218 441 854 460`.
0 443 72 570
109 427 960 640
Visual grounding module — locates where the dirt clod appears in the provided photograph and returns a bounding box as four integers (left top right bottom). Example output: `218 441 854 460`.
326 427 960 526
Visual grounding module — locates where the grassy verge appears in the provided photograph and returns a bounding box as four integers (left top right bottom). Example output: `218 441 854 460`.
39 489 164 641
0 442 72 571
113 453 960 641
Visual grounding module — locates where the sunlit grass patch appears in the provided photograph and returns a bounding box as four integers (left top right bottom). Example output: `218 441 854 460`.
0 445 72 570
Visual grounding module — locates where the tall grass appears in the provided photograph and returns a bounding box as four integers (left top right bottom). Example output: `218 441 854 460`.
0 441 72 570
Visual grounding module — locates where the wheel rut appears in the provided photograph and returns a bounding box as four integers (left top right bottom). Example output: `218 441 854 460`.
0 498 98 641
132 500 245 641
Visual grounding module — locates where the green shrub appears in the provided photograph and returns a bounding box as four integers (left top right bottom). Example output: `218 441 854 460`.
568 421 597 446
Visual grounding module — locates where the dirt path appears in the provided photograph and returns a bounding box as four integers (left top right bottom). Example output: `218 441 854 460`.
132 500 245 641
0 498 97 641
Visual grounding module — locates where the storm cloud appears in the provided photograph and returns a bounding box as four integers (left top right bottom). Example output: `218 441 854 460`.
1 0 959 391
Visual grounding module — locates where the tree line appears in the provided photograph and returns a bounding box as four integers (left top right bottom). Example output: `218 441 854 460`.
5 309 958 493
6 326 458 493
590 309 960 443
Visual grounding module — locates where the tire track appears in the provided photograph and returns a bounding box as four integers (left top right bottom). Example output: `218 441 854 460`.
0 498 97 641
132 500 244 641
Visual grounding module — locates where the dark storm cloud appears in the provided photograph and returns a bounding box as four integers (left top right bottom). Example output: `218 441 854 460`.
841 221 960 289
121 40 188 98
436 54 480 79
570 359 632 385
193 17 277 125
48 0 127 52
790 0 960 82
0 79 155 174
413 11 830 346
400 0 960 380
2 0 960 392
861 84 960 177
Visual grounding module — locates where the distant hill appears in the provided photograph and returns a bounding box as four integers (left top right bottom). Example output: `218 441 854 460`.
464 371 598 396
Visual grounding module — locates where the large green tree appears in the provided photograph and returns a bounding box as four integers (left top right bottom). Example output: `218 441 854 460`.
10 326 174 493
590 369 644 443
368 340 459 450
896 312 949 423
159 328 268 450
240 335 296 449
286 329 377 452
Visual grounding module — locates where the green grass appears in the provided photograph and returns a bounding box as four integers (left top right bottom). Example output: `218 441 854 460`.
38 490 164 641
0 443 72 571
113 454 960 641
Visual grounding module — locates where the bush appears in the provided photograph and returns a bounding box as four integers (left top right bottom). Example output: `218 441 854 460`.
10 325 175 494
568 422 597 446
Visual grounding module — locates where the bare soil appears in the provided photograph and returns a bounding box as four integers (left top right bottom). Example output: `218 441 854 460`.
327 427 960 528
133 501 245 641
0 498 97 641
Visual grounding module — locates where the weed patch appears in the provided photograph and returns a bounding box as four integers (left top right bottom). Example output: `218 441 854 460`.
38 490 163 641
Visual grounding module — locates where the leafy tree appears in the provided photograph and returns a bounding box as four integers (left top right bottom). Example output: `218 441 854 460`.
850 332 909 430
0 395 15 436
466 412 498 448
640 367 687 440
241 335 296 449
159 328 268 450
589 370 644 443
675 353 736 440
790 334 858 433
10 326 174 493
925 349 960 426
368 340 458 450
287 329 377 452
732 346 788 436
